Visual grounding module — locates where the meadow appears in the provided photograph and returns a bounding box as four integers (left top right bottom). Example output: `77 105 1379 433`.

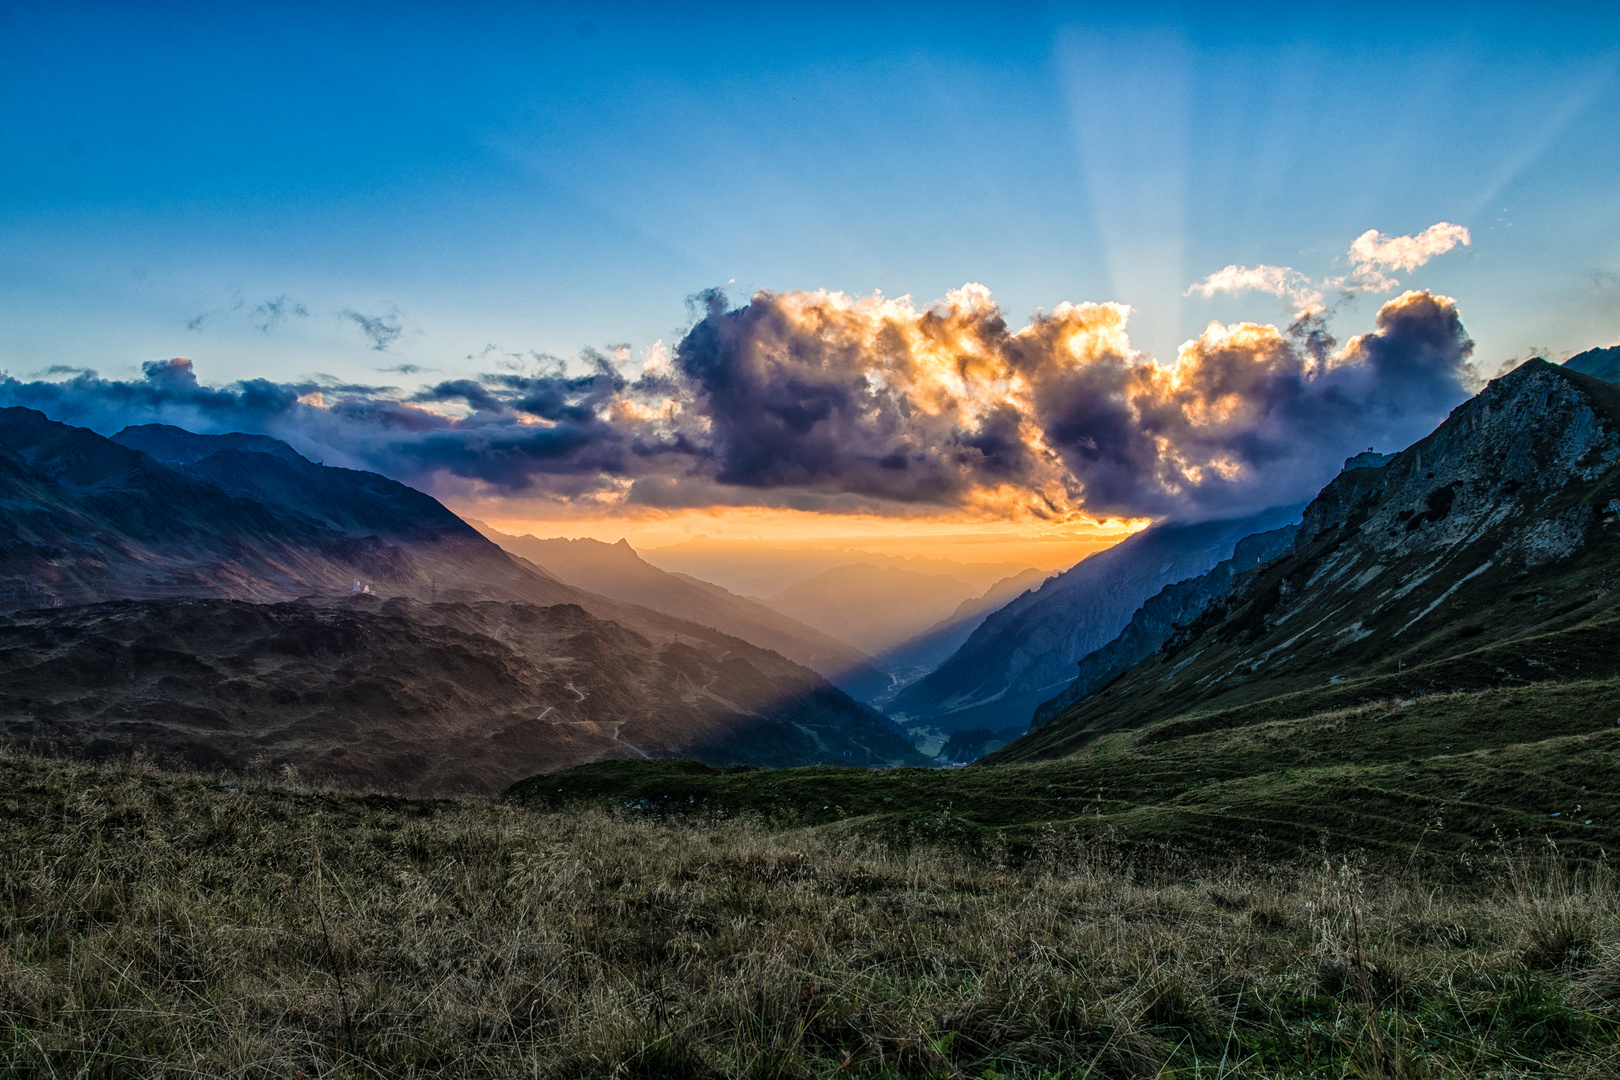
2 748 1617 1079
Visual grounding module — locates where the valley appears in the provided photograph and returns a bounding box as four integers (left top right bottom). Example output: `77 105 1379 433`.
7 13 1618 1077
6 348 1620 1078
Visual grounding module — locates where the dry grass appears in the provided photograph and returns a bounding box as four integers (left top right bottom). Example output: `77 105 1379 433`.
1 750 1617 1078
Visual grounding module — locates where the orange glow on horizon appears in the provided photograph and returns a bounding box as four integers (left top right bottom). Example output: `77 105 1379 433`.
457 503 1147 571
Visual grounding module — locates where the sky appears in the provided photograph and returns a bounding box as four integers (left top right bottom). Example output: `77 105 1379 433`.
2 2 1617 565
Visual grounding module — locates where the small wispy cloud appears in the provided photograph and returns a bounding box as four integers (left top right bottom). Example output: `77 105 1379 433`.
341 309 404 352
1185 264 1323 312
1341 223 1472 291
250 295 310 332
375 363 435 375
188 291 310 334
1187 222 1471 316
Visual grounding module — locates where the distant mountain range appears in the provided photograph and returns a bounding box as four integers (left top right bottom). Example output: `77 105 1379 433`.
468 526 891 700
0 412 928 788
872 568 1052 697
1564 344 1620 383
757 562 989 656
642 537 1030 597
888 504 1305 734
999 357 1620 762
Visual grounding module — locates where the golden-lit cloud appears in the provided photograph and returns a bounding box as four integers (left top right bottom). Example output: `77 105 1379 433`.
0 284 1474 525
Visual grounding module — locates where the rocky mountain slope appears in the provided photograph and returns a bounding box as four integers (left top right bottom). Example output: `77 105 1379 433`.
887 504 1305 733
470 527 889 699
0 594 927 794
1030 521 1301 725
1564 344 1620 383
998 359 1620 762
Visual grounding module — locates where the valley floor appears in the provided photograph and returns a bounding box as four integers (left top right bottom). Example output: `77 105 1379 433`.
2 751 1617 1078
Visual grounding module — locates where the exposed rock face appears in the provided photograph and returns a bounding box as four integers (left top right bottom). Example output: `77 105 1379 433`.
1564 345 1620 384
997 359 1620 762
887 504 1304 733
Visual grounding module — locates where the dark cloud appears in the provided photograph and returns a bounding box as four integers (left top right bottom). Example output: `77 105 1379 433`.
0 287 1476 522
187 292 309 334
342 309 404 351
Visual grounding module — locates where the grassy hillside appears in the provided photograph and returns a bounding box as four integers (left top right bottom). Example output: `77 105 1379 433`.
513 679 1620 869
3 750 1619 1078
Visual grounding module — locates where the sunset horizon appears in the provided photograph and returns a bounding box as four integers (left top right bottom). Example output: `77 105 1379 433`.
4 5 1620 1075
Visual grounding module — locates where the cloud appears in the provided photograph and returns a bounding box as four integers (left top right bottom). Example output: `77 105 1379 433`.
187 292 310 334
1185 264 1323 312
341 309 404 351
0 287 1474 523
1342 222 1471 291
250 295 310 332
1187 222 1471 315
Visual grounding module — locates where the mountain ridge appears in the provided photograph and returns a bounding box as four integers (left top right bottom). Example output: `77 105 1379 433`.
467 525 891 699
996 358 1620 762
0 412 930 786
889 504 1306 733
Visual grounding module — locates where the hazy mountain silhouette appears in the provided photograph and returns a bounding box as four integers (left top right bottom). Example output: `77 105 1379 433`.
470 526 891 700
873 568 1052 698
759 563 985 657
888 504 1306 734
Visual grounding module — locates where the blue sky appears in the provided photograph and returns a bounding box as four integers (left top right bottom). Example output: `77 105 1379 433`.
2 1 1616 394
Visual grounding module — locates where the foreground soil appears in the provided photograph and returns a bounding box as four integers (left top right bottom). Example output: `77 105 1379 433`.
2 752 1618 1078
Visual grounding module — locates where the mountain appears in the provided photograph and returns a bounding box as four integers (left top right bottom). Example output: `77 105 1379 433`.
112 423 484 545
873 568 1052 696
468 527 890 699
0 408 571 607
759 563 985 656
998 358 1620 762
1031 521 1301 724
0 412 930 786
887 504 1306 733
1564 344 1620 383
0 595 928 795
